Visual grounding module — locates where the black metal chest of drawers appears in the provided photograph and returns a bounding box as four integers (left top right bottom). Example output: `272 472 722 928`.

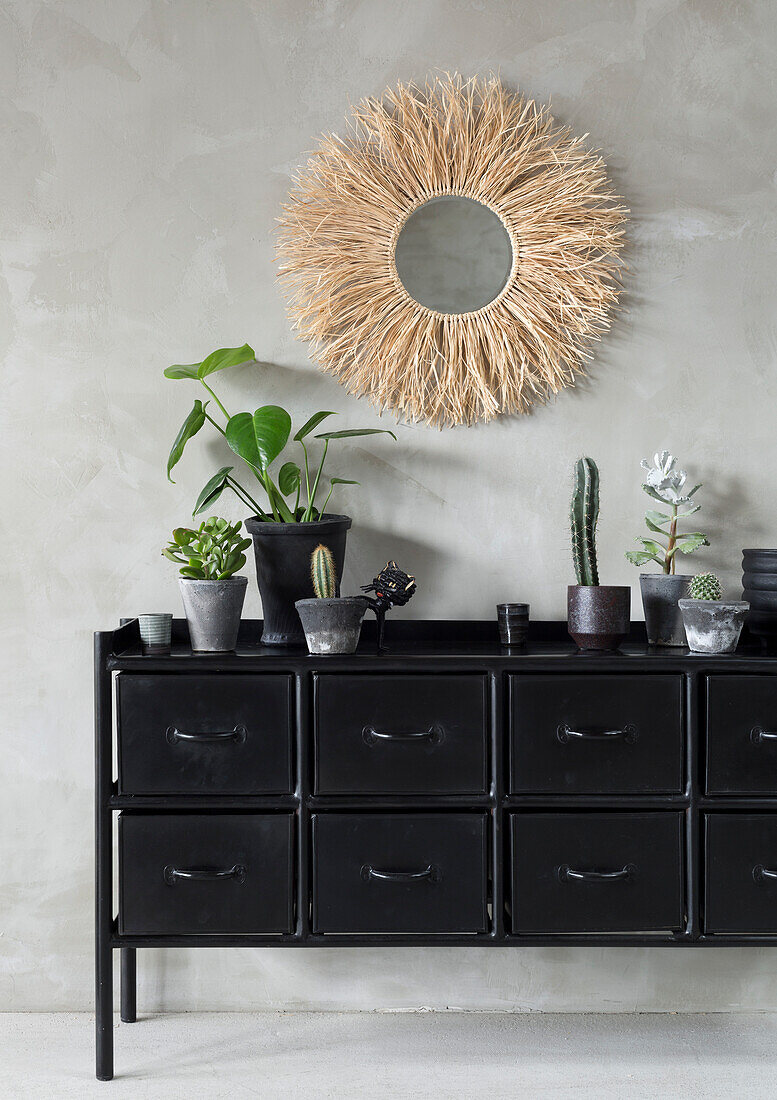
95 617 777 1079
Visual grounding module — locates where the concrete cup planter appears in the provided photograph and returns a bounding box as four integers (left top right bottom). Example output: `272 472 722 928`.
567 585 631 651
245 514 351 646
179 576 247 652
639 574 693 646
678 599 749 655
295 596 369 655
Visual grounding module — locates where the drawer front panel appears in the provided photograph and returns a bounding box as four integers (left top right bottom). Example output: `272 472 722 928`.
117 674 293 795
510 813 684 933
312 813 488 933
119 814 294 934
705 814 777 932
314 675 488 795
706 676 777 794
509 675 684 794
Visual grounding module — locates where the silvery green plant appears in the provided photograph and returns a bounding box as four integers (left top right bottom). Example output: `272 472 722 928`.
164 343 395 522
163 517 251 580
626 451 708 575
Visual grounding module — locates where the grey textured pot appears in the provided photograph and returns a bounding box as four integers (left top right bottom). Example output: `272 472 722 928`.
639 574 692 646
678 599 749 655
295 596 369 655
179 576 247 652
567 585 630 651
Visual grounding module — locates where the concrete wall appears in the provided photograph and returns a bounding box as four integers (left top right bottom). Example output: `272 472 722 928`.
2 0 776 1011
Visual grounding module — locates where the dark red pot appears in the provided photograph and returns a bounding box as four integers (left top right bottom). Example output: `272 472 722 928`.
567 585 631 651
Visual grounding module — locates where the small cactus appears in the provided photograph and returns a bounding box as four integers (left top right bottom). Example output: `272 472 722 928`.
311 543 337 598
570 457 600 586
689 572 722 600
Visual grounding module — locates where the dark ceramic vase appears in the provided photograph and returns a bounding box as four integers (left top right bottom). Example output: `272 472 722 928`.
742 549 777 648
245 514 351 645
567 585 631 651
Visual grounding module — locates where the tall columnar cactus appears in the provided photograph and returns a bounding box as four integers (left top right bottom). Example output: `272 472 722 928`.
689 572 722 600
570 457 600 586
311 543 337 599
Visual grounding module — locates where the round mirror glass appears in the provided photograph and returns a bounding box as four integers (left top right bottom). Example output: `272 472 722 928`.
394 196 513 314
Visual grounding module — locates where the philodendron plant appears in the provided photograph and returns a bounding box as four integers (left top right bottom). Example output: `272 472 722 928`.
165 343 395 521
163 517 251 579
625 451 708 574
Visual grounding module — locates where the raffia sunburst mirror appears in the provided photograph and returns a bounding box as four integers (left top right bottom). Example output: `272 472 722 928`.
277 74 626 428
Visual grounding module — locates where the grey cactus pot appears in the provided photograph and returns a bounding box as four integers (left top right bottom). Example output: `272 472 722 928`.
678 599 749 655
639 574 693 646
295 596 369 655
179 577 247 652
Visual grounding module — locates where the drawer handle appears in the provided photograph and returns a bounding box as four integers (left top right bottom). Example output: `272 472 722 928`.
752 865 777 884
362 724 444 746
558 863 636 883
361 864 440 883
166 724 247 745
751 727 777 744
557 723 637 744
163 864 246 886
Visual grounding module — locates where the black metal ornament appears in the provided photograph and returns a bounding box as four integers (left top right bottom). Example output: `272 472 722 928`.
361 561 417 650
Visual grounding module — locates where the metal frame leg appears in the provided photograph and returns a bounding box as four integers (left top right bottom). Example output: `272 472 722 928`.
95 633 114 1080
121 949 137 1023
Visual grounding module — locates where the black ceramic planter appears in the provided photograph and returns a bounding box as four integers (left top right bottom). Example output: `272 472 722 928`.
742 549 777 648
245 514 351 645
567 585 630 651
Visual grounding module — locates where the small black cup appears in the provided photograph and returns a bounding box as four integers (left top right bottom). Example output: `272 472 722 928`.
497 603 529 647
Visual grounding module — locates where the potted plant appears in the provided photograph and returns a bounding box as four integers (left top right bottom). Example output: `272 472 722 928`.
567 457 630 650
164 343 395 645
678 573 749 654
625 451 709 646
295 544 369 654
163 517 251 652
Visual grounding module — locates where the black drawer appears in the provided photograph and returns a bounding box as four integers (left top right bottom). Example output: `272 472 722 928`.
705 814 777 932
706 676 777 794
510 812 684 933
509 675 684 794
312 813 488 933
313 674 488 795
117 674 293 795
119 814 294 934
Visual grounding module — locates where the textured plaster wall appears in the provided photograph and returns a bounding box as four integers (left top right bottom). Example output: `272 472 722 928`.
2 0 776 1011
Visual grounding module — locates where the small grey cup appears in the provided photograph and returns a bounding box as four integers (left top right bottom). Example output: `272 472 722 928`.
138 613 173 655
497 603 530 647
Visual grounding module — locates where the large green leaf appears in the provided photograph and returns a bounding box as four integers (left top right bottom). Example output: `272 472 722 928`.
315 427 397 441
192 466 233 516
635 538 665 557
164 362 201 380
278 461 301 496
293 411 336 441
167 399 208 482
226 406 291 471
198 343 255 380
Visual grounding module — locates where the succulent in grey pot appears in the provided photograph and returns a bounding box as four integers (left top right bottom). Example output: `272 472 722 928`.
163 517 251 652
678 573 749 655
626 451 708 645
567 457 630 651
296 544 368 655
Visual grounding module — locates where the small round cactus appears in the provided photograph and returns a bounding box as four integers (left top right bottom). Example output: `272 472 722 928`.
311 543 337 599
689 572 722 601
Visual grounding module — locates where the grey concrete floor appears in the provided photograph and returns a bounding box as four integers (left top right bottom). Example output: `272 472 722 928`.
1 1011 776 1099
